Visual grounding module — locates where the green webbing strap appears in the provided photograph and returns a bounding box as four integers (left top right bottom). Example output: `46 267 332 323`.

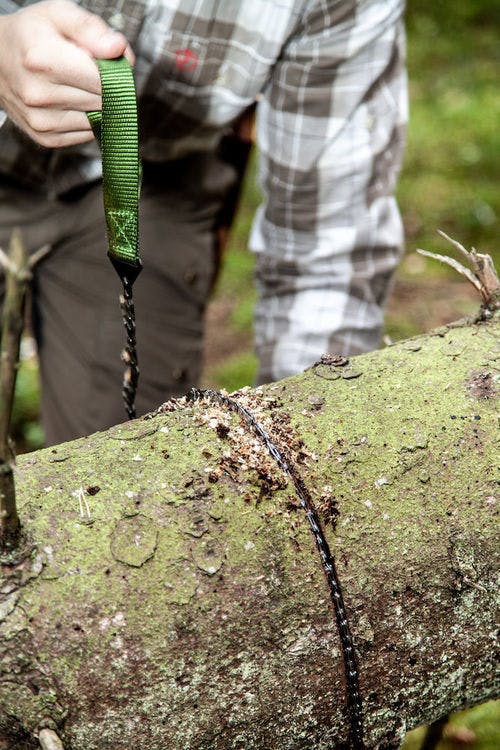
87 57 142 421
87 56 142 284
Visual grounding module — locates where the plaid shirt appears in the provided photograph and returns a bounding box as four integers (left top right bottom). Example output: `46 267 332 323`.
0 0 407 383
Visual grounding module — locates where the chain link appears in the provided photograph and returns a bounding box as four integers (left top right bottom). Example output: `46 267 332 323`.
119 277 139 420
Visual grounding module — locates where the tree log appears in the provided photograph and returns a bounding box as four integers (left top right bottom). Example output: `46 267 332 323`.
0 316 498 750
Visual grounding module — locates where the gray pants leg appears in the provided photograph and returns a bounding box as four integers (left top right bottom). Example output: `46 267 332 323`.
0 155 235 445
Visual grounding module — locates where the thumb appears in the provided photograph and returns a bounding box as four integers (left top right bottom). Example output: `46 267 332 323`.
39 0 130 59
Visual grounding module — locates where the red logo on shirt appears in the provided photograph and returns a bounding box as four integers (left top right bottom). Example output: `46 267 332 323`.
175 49 199 71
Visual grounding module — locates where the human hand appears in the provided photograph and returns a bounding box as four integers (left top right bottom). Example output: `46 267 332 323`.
0 0 134 147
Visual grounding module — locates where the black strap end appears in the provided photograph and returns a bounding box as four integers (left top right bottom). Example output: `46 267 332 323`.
109 254 143 286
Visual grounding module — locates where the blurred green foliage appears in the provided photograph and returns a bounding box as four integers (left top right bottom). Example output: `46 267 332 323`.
11 347 44 452
210 351 258 394
403 701 499 750
401 0 500 259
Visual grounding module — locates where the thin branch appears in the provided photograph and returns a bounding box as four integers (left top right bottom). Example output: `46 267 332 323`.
416 249 482 292
436 230 470 259
0 231 29 546
417 231 500 312
29 243 51 269
0 230 50 549
0 247 16 275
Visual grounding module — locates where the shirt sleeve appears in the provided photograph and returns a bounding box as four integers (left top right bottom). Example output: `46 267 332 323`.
249 0 408 383
0 0 18 12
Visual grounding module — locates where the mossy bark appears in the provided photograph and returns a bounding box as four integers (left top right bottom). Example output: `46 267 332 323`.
0 317 498 750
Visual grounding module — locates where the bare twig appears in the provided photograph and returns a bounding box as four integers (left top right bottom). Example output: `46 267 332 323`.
30 243 51 269
0 230 50 549
75 486 91 518
417 231 500 313
436 230 471 259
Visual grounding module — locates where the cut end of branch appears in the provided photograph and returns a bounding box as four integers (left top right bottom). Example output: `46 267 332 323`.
39 727 66 750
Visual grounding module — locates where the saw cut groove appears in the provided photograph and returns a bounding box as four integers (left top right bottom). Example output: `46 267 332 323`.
186 387 364 750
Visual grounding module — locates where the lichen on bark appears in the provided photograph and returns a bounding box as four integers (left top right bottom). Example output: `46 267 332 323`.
0 316 498 749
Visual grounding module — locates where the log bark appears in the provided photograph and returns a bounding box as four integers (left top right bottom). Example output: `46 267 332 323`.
0 316 498 750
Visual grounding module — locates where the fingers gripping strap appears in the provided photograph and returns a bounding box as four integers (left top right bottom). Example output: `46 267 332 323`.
87 57 141 279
